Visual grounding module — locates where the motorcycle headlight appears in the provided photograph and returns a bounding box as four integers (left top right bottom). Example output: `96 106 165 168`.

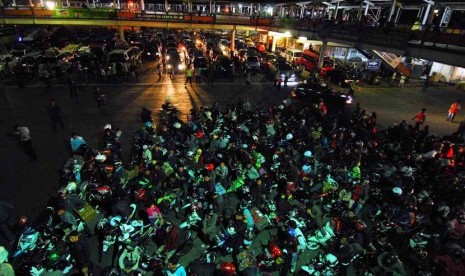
178 64 185 70
166 55 170 61
167 64 172 69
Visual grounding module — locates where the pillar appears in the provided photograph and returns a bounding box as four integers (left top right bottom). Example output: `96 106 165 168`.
417 5 424 19
250 4 253 16
188 0 192 12
357 1 363 20
364 3 369 16
394 6 401 23
12 0 15 6
300 5 304 18
245 30 249 36
422 3 432 25
317 41 328 69
209 1 212 13
388 0 396 22
140 0 144 11
0 0 3 7
230 29 235 53
118 26 125 42
271 37 277 52
116 0 120 9
165 0 169 12
28 0 32 6
334 1 340 19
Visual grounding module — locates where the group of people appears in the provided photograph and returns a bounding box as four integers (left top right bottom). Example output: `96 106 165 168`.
3 83 465 275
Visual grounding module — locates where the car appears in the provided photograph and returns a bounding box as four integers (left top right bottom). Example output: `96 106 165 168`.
260 52 277 65
166 50 184 72
345 56 366 69
246 56 260 71
194 56 207 72
267 60 296 82
326 69 361 87
290 83 353 115
217 56 233 76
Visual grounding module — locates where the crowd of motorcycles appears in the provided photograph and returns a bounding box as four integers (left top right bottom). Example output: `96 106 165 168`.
7 90 465 276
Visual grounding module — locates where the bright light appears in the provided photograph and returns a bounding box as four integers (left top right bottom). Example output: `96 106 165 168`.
45 1 56 9
239 4 242 8
433 9 439 14
178 64 185 70
285 31 291 36
166 55 170 61
267 7 273 15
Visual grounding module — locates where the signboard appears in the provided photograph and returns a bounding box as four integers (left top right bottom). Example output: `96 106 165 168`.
440 7 452 28
135 14 184 21
372 50 401 69
366 59 381 70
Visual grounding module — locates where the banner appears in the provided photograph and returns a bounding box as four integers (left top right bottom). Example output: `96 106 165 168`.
372 50 401 69
135 14 184 21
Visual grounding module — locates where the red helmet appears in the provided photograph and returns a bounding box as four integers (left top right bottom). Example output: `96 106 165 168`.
355 220 367 231
270 243 282 257
104 165 114 173
195 130 204 139
205 163 215 172
220 262 236 275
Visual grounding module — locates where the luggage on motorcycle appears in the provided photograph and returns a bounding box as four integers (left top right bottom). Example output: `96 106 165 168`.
250 207 270 231
238 250 256 272
74 202 103 235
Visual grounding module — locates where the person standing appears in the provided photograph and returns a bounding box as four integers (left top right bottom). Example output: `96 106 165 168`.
14 124 37 160
68 231 91 276
47 99 64 130
67 78 78 98
399 74 406 88
157 64 162 81
447 100 461 122
70 133 86 153
390 71 397 86
319 99 328 116
411 108 426 131
194 66 202 84
185 66 193 86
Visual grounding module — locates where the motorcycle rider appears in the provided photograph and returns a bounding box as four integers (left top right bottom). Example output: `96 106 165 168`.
0 246 14 276
377 252 408 276
156 222 183 259
164 256 187 276
68 230 91 276
57 188 85 213
202 208 218 245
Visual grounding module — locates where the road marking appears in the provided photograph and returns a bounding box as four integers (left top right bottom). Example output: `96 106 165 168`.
3 82 275 88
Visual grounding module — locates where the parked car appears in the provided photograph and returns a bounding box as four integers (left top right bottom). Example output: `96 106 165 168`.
246 56 260 71
326 69 361 87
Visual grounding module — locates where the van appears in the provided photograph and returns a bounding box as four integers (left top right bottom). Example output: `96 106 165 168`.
284 49 303 64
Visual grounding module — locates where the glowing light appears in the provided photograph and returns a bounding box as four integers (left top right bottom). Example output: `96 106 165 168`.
267 7 273 15
45 1 56 9
178 64 185 70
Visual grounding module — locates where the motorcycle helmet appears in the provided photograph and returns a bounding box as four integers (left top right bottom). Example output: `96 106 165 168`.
304 150 312 158
355 220 367 231
205 163 215 172
104 124 112 130
47 252 59 263
131 220 144 228
110 215 122 227
104 165 114 173
95 153 107 162
288 227 296 237
286 133 293 140
227 226 236 235
0 246 8 264
325 253 339 268
392 187 403 196
220 262 236 276
268 202 276 212
270 243 282 257
173 122 181 129
164 222 173 233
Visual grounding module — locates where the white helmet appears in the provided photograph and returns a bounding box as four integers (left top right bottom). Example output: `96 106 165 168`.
104 124 112 130
326 253 338 267
227 226 236 235
392 187 403 196
110 215 122 227
304 150 312 158
286 133 293 140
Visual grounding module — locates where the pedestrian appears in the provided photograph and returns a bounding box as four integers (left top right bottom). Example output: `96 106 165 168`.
70 133 86 153
399 74 406 88
67 78 78 97
195 66 201 84
157 64 162 81
411 108 426 131
0 201 15 244
319 99 328 116
13 124 37 160
68 231 92 276
423 76 430 91
185 66 193 86
390 72 397 86
47 99 64 130
447 100 461 122
245 70 251 86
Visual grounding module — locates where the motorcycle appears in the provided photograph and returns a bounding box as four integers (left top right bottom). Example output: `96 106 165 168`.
257 239 284 272
307 221 335 251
